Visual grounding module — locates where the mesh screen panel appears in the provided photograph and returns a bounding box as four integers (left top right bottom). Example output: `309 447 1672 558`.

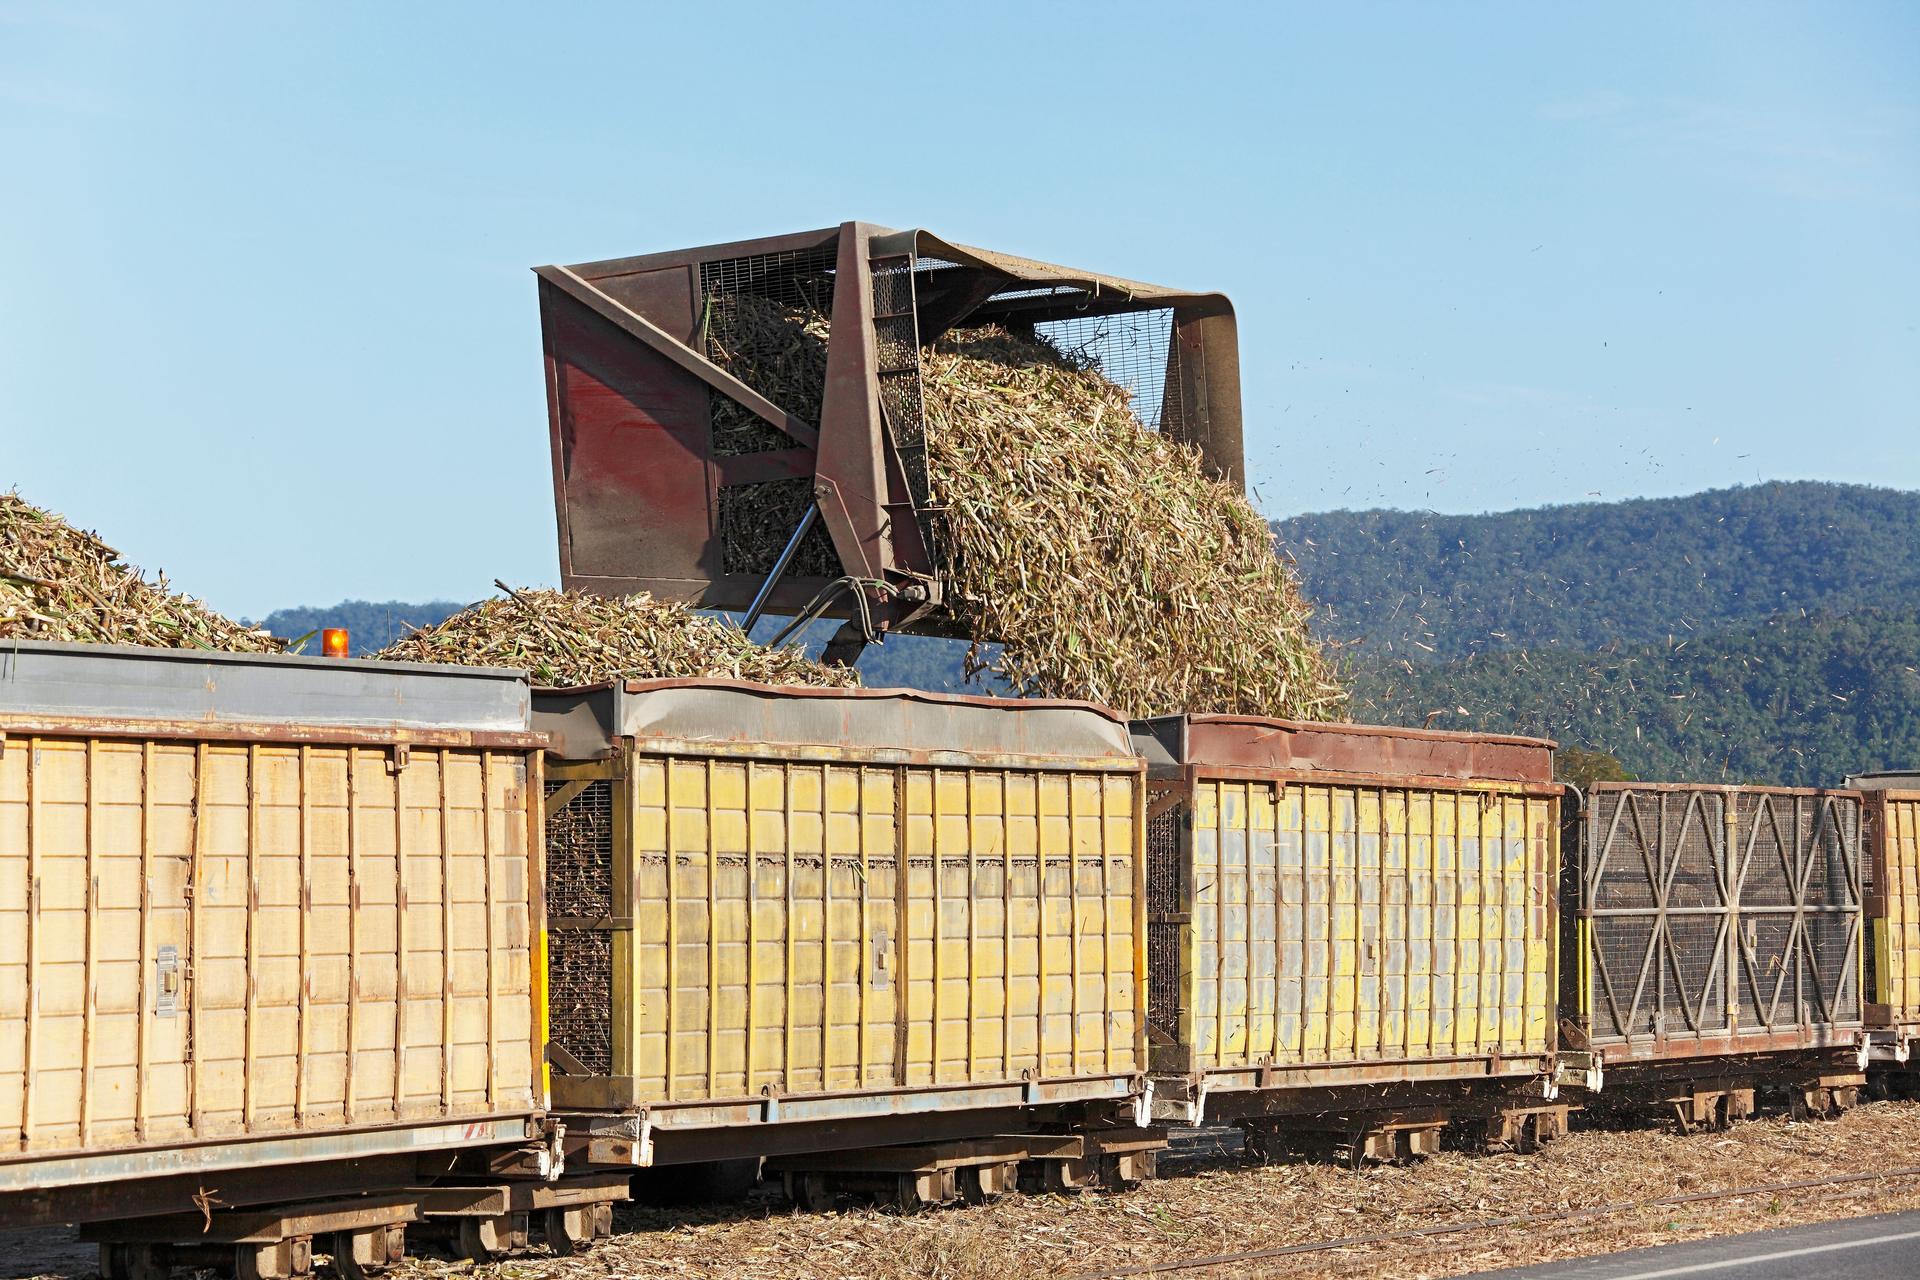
699 242 838 456
1033 308 1186 435
717 477 842 578
1736 794 1798 909
1582 785 1863 1047
1739 914 1798 1029
546 778 616 919
1806 911 1860 1023
548 928 614 1075
1591 916 1658 1040
1148 920 1183 1044
1147 806 1184 916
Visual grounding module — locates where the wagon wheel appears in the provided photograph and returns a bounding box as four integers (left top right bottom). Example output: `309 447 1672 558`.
100 1244 169 1280
237 1237 310 1280
1514 1114 1541 1155
787 1172 834 1213
544 1206 592 1257
457 1215 511 1263
889 1174 926 1214
1096 1153 1143 1192
1044 1157 1098 1194
960 1163 1011 1206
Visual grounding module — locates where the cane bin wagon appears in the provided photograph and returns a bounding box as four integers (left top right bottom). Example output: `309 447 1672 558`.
0 641 558 1262
1850 771 1920 1073
1133 715 1565 1163
535 679 1160 1204
1564 782 1867 1129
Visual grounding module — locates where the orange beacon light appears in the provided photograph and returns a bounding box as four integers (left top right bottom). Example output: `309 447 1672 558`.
321 628 350 658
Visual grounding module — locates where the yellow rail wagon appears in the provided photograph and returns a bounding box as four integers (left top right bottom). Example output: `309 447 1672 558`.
1852 771 1920 1072
1563 782 1867 1131
535 679 1159 1206
0 641 554 1255
1134 715 1565 1164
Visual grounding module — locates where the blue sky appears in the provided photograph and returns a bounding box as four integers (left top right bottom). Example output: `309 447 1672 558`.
3 2 1915 618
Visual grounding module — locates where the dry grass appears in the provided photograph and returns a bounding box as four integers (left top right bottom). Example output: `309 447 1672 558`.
0 491 279 652
367 1102 1920 1280
372 586 857 688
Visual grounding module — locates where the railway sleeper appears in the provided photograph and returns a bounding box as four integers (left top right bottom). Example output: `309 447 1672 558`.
768 1128 1167 1212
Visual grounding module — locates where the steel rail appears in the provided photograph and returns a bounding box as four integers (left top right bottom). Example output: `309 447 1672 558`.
1068 1163 1920 1279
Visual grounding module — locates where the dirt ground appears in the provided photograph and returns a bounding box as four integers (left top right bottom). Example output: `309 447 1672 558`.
10 1102 1920 1280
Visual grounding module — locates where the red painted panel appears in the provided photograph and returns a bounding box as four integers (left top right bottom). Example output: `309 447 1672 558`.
541 283 718 593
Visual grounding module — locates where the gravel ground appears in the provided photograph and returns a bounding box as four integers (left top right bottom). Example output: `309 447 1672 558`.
10 1103 1920 1280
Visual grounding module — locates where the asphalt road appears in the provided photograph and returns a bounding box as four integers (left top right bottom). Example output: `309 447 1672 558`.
1466 1210 1920 1278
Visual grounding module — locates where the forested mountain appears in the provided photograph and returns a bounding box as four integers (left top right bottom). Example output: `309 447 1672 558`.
1276 482 1920 661
1353 609 1920 786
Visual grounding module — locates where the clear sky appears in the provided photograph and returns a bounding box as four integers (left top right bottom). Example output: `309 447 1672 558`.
4 2 1915 619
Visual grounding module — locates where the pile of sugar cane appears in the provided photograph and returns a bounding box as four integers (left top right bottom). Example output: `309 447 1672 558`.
373 585 857 688
0 491 281 652
706 298 1343 719
922 327 1341 718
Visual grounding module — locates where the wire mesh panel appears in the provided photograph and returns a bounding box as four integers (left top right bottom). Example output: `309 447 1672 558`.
1578 785 1863 1055
699 243 839 456
1146 804 1186 1044
545 776 620 1074
1035 308 1186 434
1582 788 1730 1045
694 242 846 579
1731 792 1862 1031
546 777 616 918
548 929 615 1075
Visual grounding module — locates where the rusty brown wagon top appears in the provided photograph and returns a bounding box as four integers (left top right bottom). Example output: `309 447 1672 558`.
1132 713 1558 785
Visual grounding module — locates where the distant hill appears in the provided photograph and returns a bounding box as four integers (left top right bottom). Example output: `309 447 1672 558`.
1275 481 1920 662
1354 608 1920 787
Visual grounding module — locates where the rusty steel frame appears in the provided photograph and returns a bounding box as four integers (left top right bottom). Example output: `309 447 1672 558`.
535 221 1242 638
1569 783 1866 1066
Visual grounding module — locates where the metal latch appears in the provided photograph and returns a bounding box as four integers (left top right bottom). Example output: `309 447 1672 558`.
154 945 180 1017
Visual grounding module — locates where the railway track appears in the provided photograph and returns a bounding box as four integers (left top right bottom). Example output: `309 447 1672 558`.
1067 1165 1920 1279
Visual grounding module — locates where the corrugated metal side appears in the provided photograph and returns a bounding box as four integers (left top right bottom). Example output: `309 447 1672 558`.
0 734 539 1159
593 749 1141 1106
1184 779 1555 1072
1869 792 1920 1025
